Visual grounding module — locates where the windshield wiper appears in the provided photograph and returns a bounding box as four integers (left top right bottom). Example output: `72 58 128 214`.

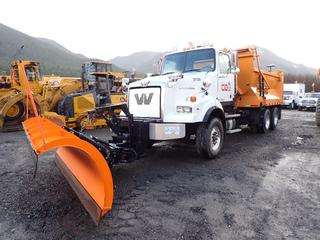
183 69 201 73
184 66 214 73
162 71 176 75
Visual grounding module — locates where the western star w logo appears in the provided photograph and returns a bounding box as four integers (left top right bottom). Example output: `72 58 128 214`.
135 93 153 105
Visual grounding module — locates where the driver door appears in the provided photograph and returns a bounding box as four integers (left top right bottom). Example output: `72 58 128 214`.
217 52 235 103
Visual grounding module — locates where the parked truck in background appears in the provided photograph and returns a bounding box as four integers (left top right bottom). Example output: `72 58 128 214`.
298 92 320 111
283 83 305 109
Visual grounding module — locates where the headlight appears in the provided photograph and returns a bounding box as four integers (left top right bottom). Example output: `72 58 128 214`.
176 106 192 113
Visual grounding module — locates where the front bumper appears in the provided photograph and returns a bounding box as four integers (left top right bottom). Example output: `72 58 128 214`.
149 123 185 140
299 104 316 109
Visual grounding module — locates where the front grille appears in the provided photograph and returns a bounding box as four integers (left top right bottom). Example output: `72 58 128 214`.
302 100 316 104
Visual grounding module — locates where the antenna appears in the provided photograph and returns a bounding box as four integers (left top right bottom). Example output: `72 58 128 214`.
11 45 24 61
8 45 25 68
266 64 275 72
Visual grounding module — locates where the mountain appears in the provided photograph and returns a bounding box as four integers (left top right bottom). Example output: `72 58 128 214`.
111 51 163 74
0 23 89 76
256 46 316 76
110 46 316 77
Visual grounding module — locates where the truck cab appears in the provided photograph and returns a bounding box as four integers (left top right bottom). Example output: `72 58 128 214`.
128 46 238 121
126 46 240 157
283 83 305 109
10 61 43 95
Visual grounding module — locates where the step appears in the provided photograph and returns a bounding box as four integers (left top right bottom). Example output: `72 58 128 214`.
226 128 242 134
225 113 241 119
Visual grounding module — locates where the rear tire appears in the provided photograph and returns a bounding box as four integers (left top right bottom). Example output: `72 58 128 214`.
196 118 224 159
257 109 271 133
316 99 320 127
270 107 279 130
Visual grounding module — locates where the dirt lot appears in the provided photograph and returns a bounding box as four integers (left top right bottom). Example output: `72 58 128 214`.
0 109 319 240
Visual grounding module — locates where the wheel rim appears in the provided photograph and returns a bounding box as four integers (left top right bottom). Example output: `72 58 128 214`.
265 112 271 130
210 126 221 151
7 104 21 118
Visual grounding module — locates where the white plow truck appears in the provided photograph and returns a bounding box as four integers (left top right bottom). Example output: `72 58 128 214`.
126 46 283 158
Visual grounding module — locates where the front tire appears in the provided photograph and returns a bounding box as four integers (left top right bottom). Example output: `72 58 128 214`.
5 101 25 121
196 118 224 159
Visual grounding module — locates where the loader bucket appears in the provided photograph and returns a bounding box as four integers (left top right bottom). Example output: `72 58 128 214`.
22 117 113 224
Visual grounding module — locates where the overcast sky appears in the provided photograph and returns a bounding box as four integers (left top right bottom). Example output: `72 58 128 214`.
0 0 318 68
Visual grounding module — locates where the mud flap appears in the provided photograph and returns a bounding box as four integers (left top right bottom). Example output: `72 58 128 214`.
22 117 113 224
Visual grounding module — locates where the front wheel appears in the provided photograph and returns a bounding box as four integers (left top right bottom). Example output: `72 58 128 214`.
196 118 224 159
5 101 25 121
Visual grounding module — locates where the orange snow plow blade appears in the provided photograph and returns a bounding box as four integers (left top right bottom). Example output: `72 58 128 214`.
22 117 113 224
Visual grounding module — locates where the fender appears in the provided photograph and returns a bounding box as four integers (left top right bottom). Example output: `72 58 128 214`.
203 106 225 123
202 106 226 132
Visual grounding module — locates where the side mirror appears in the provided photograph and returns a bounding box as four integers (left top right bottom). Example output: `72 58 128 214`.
231 67 240 75
122 78 130 85
230 51 238 70
121 78 130 93
201 78 212 91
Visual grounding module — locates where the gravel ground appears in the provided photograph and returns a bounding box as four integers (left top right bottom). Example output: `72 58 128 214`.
0 109 319 240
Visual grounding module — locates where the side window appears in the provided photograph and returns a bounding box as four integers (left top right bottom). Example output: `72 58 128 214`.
219 53 231 74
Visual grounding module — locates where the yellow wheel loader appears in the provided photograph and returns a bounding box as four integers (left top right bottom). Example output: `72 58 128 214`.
0 60 83 130
0 60 126 131
47 61 127 130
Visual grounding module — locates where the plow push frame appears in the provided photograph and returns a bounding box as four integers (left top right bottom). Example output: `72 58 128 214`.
23 103 150 224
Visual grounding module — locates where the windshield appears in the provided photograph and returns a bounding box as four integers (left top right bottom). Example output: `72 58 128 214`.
304 93 320 98
25 67 38 81
161 49 215 75
284 90 293 95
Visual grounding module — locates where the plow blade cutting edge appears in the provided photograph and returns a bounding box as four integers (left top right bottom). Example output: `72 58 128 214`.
22 117 114 224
